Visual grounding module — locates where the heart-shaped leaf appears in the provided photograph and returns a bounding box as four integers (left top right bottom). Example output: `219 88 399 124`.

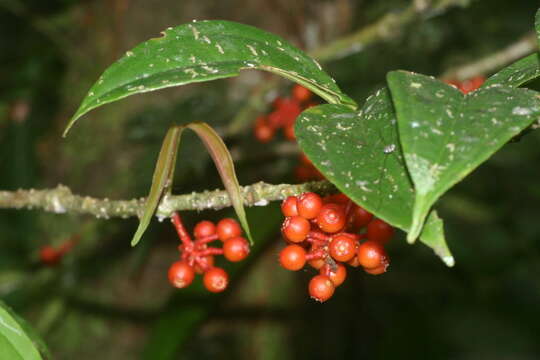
0 301 43 360
483 53 540 88
388 71 540 242
65 20 356 136
295 90 453 265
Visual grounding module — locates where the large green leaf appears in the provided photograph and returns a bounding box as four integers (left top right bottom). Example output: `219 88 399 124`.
388 71 540 242
0 301 43 360
65 20 356 135
483 53 540 88
295 91 453 265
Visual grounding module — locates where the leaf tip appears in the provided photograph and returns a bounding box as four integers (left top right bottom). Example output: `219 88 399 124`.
443 255 455 267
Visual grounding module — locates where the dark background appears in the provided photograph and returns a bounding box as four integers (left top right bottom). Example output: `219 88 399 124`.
1 0 539 359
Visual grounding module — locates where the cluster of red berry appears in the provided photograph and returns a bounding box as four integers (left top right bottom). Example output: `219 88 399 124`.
278 192 393 302
253 84 316 143
445 75 485 94
39 238 76 266
167 213 250 293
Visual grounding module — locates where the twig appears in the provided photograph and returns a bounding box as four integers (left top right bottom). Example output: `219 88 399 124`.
0 181 336 219
440 32 538 81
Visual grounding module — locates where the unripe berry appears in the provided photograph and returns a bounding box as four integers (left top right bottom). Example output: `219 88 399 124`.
168 261 195 288
282 216 310 243
316 204 346 233
281 196 299 217
328 234 357 262
357 241 389 269
297 192 323 219
203 267 229 293
217 218 242 242
321 263 347 287
193 220 216 239
308 275 335 302
366 218 394 245
279 244 306 271
223 237 250 262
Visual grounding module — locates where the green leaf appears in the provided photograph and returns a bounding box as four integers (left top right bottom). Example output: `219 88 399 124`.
132 122 252 246
296 95 413 231
296 92 453 265
419 211 454 267
131 126 182 246
295 94 453 266
0 301 43 360
186 123 252 243
483 53 540 88
388 70 540 242
65 20 356 135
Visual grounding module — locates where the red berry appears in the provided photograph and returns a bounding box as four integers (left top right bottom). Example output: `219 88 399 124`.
203 267 229 293
282 216 310 243
275 98 302 126
194 255 214 274
299 153 312 166
281 196 299 217
254 116 275 143
284 123 295 140
364 263 388 275
297 192 323 219
268 109 286 128
223 237 250 262
460 76 485 94
168 261 195 288
193 220 216 239
347 255 361 267
292 84 313 103
39 246 61 266
316 204 346 233
217 218 242 242
366 218 394 245
328 234 357 262
357 241 389 269
308 275 335 302
279 244 306 271
324 193 350 204
308 258 325 270
350 205 373 230
321 263 347 287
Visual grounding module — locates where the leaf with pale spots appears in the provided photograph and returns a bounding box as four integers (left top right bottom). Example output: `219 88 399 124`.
295 90 453 266
65 20 356 135
388 71 540 243
483 53 540 88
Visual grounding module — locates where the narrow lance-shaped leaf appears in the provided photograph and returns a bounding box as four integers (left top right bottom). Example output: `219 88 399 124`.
483 53 540 88
295 91 453 266
0 301 43 360
65 20 356 135
187 122 253 243
388 70 540 242
131 126 183 246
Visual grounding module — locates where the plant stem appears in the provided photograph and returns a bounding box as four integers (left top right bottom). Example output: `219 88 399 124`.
0 181 337 219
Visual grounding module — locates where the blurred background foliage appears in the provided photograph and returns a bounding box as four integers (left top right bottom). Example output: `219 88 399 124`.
1 0 540 359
